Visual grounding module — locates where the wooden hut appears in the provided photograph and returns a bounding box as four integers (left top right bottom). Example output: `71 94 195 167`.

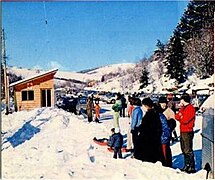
10 68 58 111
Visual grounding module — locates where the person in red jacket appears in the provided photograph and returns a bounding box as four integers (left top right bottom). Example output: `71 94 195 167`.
175 93 196 173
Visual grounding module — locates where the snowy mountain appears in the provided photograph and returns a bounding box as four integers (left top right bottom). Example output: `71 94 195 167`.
8 63 135 83
7 61 214 95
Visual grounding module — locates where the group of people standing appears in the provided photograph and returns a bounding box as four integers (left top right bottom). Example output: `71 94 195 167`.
111 92 196 174
86 95 101 123
86 91 196 173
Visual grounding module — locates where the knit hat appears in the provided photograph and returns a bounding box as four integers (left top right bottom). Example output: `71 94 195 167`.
115 127 120 133
180 93 191 103
142 97 154 108
133 98 142 106
158 96 168 104
116 92 121 100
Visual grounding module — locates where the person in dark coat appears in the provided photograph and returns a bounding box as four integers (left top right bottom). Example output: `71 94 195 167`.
86 95 94 122
135 97 162 163
70 97 78 115
109 128 123 159
120 94 127 117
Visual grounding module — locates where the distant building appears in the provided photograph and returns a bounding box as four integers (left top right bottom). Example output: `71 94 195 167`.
10 69 58 111
87 80 97 87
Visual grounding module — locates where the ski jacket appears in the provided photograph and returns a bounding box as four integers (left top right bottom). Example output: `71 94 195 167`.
128 104 134 117
131 106 144 131
110 133 123 148
112 100 122 112
121 96 127 108
86 99 94 117
94 104 100 118
175 104 195 132
159 113 171 144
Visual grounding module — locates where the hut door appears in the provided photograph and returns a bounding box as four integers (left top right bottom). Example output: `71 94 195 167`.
41 89 51 107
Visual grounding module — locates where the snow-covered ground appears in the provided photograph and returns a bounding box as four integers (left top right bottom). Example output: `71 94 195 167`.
2 101 210 180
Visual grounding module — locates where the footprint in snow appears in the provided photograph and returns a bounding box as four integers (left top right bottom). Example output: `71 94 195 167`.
87 144 95 163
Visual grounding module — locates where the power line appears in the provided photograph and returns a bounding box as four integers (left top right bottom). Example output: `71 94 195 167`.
43 1 50 53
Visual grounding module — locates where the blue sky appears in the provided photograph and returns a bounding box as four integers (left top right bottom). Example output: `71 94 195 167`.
3 1 188 72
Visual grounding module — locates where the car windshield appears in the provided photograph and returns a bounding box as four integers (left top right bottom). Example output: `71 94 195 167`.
79 98 87 104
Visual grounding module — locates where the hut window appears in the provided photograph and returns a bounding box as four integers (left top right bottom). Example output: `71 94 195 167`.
22 90 34 101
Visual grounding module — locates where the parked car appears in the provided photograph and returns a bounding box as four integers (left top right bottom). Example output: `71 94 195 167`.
150 94 160 103
56 96 78 114
197 94 210 107
103 93 116 104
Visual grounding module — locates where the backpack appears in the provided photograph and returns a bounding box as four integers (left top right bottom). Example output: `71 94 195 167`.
167 118 176 131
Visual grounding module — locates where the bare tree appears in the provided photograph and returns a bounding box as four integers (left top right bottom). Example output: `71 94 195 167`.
185 29 213 78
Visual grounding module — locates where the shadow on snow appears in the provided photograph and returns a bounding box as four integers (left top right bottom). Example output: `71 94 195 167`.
100 108 111 114
172 149 202 172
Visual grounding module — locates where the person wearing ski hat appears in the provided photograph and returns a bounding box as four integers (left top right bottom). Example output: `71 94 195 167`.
175 93 196 173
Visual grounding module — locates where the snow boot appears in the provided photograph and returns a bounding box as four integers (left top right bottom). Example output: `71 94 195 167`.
181 154 196 173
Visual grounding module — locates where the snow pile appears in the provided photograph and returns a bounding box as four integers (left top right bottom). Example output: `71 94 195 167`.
2 103 208 179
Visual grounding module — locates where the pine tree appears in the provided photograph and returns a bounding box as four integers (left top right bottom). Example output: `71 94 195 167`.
176 1 215 41
139 67 149 89
165 31 186 84
153 40 166 78
154 40 166 61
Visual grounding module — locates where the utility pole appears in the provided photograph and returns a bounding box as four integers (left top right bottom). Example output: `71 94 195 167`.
2 29 9 115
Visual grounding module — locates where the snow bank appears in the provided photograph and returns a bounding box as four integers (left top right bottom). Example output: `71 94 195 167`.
1 103 208 179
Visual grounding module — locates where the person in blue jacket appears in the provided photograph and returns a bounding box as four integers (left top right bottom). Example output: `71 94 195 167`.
156 99 172 167
109 128 123 159
130 98 144 158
